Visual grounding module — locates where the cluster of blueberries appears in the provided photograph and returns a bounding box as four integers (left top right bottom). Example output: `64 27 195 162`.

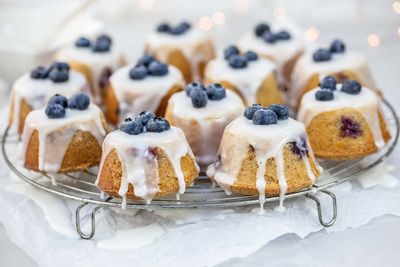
315 76 362 101
156 21 191 35
254 23 291 44
224 45 258 69
31 62 70 83
244 103 289 125
120 111 170 135
129 54 169 80
45 93 90 119
75 34 113 53
185 82 226 108
312 39 346 62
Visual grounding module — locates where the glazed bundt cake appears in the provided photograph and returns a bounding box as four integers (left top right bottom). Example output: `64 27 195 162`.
96 112 199 205
297 77 391 159
290 39 377 107
9 62 87 135
145 21 215 82
207 104 322 211
238 21 304 88
22 93 107 173
204 45 284 106
55 34 125 104
104 55 185 125
165 83 244 166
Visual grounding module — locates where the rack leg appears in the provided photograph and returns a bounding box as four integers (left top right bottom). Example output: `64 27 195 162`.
306 189 337 227
75 202 103 240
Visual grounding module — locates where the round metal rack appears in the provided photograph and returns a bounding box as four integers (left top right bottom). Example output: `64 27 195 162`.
2 99 399 239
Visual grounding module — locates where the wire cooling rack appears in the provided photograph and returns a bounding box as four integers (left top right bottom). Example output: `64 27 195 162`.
1 99 399 239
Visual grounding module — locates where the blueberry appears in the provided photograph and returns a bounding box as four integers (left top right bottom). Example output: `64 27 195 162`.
341 80 361 95
169 24 187 35
254 23 270 37
330 39 346 53
244 104 262 120
30 66 48 79
267 104 289 120
48 94 68 108
185 82 205 96
92 40 110 53
68 93 90 110
97 34 112 45
148 61 169 76
157 22 170 33
137 54 155 67
75 37 91 48
206 83 226 100
313 48 331 62
315 89 334 101
252 109 278 125
48 69 69 83
120 119 143 135
228 54 248 69
224 45 239 60
45 103 65 119
244 51 258 61
129 65 148 80
340 116 362 138
320 76 337 90
49 62 70 72
136 111 155 126
262 32 278 44
190 88 208 108
276 30 291 40
180 21 191 30
146 117 170 133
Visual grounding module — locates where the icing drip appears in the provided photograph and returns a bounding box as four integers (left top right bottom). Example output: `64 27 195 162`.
96 127 197 203
21 104 106 173
146 28 214 82
297 86 386 148
55 45 123 103
110 64 184 122
167 90 244 166
10 71 87 134
208 117 320 211
204 57 276 105
290 49 377 106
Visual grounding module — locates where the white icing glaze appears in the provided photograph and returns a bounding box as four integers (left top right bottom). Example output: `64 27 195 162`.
109 64 184 122
146 28 214 81
290 49 376 106
56 44 123 103
167 90 244 166
297 86 386 148
204 57 276 105
21 104 106 173
207 117 320 211
96 127 198 203
9 71 88 134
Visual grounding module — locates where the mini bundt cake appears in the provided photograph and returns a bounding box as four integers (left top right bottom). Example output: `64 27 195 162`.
207 104 322 211
104 55 185 125
290 39 377 107
55 34 125 104
238 21 304 88
9 62 87 135
22 93 107 173
204 45 283 106
165 83 244 166
297 77 391 159
96 112 199 205
145 21 215 83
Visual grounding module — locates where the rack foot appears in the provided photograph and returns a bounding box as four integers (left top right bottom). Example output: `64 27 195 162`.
306 189 337 227
75 197 112 240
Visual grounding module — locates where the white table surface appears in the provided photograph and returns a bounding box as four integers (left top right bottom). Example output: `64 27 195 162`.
0 1 399 265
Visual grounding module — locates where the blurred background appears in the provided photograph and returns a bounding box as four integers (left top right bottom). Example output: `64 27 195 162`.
0 0 399 93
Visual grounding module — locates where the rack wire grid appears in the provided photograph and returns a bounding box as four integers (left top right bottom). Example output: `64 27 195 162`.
1 99 399 239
